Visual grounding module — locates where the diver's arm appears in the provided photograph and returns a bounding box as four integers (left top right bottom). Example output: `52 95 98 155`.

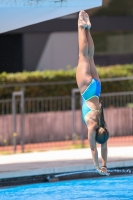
101 142 110 176
91 146 99 168
91 147 107 175
101 141 107 167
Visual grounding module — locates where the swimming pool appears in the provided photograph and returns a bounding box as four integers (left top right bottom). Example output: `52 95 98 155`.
0 175 133 200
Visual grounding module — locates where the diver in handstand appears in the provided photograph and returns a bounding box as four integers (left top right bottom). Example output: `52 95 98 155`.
76 10 109 176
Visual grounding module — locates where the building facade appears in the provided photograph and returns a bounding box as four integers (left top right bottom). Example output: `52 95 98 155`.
0 13 133 73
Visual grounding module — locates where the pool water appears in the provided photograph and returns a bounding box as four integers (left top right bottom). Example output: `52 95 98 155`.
0 175 133 200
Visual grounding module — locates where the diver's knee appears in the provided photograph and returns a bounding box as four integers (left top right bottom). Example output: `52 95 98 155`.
78 52 89 61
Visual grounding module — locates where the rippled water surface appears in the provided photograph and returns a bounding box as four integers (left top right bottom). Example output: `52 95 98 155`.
0 175 133 200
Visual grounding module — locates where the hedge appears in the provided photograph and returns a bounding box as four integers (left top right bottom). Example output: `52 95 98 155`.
0 64 133 99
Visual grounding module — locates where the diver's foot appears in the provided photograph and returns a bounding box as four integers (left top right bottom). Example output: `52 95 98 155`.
82 10 91 29
78 10 87 29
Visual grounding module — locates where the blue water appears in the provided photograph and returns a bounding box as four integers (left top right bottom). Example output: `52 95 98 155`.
0 175 133 200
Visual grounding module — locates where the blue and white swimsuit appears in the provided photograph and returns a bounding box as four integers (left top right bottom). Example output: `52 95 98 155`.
81 78 101 124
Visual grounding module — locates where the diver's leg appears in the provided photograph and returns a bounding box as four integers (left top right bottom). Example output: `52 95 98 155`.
78 10 89 59
86 30 100 81
82 11 100 81
76 11 92 93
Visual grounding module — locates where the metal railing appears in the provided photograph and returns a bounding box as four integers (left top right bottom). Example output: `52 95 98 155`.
0 91 132 152
0 77 133 153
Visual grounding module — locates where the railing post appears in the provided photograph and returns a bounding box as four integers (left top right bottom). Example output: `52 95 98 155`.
21 86 25 153
72 88 84 145
71 89 75 144
12 94 17 153
12 89 25 153
80 96 84 147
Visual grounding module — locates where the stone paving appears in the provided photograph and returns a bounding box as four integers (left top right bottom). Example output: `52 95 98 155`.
0 146 133 179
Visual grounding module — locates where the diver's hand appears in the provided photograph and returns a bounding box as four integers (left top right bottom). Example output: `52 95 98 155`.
96 166 104 175
101 166 110 176
96 166 110 176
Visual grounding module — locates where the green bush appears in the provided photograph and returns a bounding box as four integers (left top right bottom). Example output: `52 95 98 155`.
0 64 133 99
97 64 133 93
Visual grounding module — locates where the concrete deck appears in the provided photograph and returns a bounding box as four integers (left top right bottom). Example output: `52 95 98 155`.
0 146 133 179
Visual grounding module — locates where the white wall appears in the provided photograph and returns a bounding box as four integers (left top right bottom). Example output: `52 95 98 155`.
37 32 78 70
